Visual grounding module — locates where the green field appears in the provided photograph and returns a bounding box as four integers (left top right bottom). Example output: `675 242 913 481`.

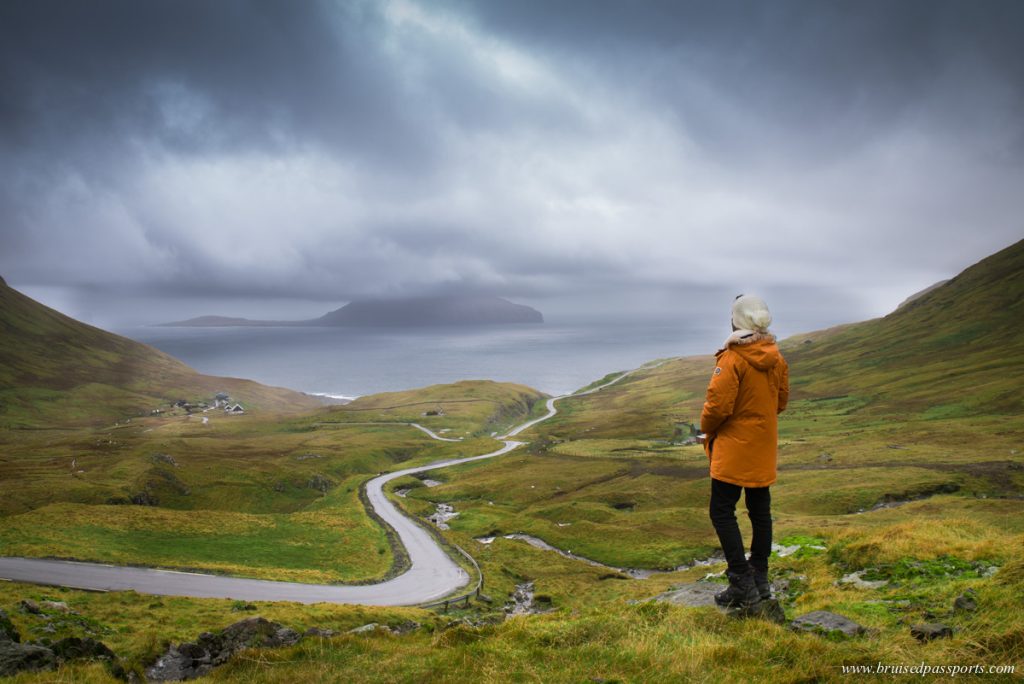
0 241 1022 681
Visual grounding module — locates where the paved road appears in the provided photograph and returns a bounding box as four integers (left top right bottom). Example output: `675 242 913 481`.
0 363 657 605
408 422 463 442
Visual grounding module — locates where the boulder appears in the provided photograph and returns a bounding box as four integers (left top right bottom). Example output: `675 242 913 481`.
504 582 538 615
146 617 302 681
217 618 300 651
651 582 721 608
953 593 978 612
0 640 56 677
911 623 954 641
348 623 382 635
726 599 786 624
647 583 787 623
837 571 888 590
303 627 336 638
18 599 41 615
49 636 116 661
147 642 211 682
389 620 420 635
790 610 867 638
40 600 72 614
0 609 19 643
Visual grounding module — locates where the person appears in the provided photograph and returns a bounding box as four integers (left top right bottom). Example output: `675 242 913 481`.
700 294 789 607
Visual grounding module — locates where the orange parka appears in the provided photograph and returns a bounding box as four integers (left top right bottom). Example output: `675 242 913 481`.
701 334 789 488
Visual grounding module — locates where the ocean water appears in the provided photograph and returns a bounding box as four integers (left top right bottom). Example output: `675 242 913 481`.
118 321 723 398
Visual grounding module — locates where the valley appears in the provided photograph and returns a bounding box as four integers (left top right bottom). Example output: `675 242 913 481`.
0 240 1022 682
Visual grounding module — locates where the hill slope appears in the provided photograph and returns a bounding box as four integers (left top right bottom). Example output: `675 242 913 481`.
781 237 1024 417
403 239 1023 577
0 278 321 425
523 238 1024 441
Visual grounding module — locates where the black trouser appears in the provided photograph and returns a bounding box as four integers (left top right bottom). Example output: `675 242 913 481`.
709 478 772 575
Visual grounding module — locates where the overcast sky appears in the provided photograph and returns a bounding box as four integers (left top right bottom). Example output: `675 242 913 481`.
1 0 1022 331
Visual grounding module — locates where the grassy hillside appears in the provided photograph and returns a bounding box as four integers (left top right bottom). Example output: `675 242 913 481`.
782 236 1024 416
0 379 546 582
0 277 322 426
1 243 1022 682
405 240 1024 566
0 278 548 582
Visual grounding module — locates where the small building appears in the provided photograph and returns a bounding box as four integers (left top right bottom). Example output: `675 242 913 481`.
214 392 230 408
224 403 245 415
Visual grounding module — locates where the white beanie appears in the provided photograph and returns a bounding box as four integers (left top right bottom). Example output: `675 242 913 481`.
731 294 772 333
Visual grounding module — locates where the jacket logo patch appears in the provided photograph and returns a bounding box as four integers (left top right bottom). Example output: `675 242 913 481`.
713 367 722 376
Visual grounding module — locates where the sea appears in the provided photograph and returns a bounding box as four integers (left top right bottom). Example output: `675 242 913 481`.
117 320 725 399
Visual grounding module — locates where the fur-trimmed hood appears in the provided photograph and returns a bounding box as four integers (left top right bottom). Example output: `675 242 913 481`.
717 331 781 372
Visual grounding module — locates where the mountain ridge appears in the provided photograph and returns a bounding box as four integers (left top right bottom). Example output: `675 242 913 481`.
160 295 544 327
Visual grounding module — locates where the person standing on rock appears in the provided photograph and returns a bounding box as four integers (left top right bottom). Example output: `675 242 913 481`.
700 294 789 607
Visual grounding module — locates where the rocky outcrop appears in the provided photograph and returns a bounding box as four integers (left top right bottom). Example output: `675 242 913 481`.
427 503 459 530
726 599 786 624
836 570 888 590
347 620 420 636
40 600 72 614
649 582 785 623
911 622 954 641
18 599 41 615
504 582 537 616
651 582 721 608
48 636 115 661
146 617 301 682
0 640 56 677
953 590 978 612
790 611 867 638
0 613 115 678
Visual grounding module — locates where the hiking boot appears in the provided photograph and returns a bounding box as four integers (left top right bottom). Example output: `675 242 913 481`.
714 568 761 607
752 566 771 601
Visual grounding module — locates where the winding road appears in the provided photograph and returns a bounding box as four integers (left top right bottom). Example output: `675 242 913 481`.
0 364 655 605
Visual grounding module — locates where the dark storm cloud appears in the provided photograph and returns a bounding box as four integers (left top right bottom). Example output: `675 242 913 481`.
457 0 1024 160
1 0 1022 327
0 1 424 169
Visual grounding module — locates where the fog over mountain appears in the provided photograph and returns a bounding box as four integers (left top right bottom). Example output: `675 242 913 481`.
1 1 1022 333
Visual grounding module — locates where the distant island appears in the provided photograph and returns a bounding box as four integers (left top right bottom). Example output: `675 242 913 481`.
160 295 544 327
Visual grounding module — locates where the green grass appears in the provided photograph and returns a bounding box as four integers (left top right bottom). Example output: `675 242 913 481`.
0 475 391 583
0 379 547 583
